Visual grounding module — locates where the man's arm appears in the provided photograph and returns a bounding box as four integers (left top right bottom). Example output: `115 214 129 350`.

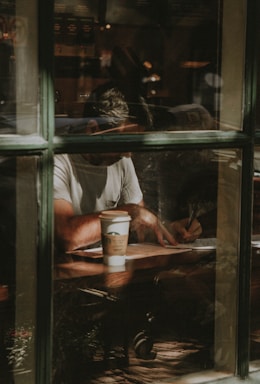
125 203 178 246
54 198 179 252
54 199 102 251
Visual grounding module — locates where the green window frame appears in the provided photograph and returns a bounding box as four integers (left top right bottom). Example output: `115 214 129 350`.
0 0 260 383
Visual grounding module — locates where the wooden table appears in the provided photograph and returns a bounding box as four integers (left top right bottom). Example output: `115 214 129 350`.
54 243 214 285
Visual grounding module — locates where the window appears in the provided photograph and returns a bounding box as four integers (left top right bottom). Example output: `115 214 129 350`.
0 0 39 135
0 0 259 383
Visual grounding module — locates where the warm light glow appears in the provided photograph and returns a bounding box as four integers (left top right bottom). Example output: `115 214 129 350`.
180 61 210 68
143 60 152 70
142 73 161 83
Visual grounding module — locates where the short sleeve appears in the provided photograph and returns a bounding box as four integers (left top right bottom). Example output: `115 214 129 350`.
53 155 73 204
119 157 143 205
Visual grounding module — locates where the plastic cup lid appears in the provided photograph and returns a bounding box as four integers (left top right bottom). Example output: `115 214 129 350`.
99 210 131 220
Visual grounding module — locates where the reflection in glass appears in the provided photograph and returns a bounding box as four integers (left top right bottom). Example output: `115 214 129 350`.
250 149 260 364
0 156 38 381
255 16 260 131
0 0 39 135
53 148 241 382
54 0 245 134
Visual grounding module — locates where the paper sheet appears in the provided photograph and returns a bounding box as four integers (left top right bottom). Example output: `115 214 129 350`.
66 243 191 260
167 238 216 250
125 243 191 259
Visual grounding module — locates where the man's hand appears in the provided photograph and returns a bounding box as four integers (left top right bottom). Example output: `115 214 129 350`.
128 205 178 246
170 218 202 243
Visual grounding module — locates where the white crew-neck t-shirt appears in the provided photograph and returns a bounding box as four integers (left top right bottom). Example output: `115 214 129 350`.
54 154 143 215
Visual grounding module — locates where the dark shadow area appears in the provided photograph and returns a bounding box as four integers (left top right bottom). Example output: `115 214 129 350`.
52 248 216 383
0 157 16 384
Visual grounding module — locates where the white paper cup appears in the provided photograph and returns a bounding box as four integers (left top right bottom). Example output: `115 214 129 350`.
99 210 131 266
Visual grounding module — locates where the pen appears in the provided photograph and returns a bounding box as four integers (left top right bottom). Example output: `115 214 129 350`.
186 207 197 230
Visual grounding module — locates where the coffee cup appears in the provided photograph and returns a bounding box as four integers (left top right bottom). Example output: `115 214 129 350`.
99 210 131 266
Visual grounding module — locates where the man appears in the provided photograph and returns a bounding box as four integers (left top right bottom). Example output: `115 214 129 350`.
54 85 201 253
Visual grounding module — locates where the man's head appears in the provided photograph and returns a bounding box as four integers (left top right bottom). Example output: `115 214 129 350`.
82 83 154 165
84 82 153 133
84 84 130 134
83 84 133 165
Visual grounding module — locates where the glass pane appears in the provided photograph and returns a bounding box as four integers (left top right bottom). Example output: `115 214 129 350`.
0 0 39 135
0 156 38 382
53 147 241 383
255 12 260 132
54 0 246 135
250 148 260 365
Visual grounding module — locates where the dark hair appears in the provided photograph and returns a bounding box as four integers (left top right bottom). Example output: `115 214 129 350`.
84 82 154 132
84 84 129 130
